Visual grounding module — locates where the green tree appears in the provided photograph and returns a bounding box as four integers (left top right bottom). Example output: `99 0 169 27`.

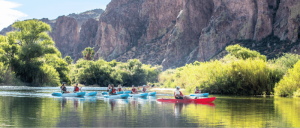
64 56 73 65
0 33 20 69
82 47 95 60
44 54 71 85
11 20 61 86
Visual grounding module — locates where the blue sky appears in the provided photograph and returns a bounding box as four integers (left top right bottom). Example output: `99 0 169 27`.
0 0 111 30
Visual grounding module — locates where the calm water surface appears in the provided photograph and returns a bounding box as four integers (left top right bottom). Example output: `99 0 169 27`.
0 86 299 127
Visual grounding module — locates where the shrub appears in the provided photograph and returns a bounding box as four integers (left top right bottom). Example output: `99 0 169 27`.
274 60 300 97
32 64 60 86
294 89 300 97
71 59 161 87
159 56 284 95
269 53 300 72
226 44 267 61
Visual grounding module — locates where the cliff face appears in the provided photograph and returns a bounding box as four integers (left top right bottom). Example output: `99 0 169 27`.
50 16 80 58
2 1 300 69
274 0 300 42
94 0 214 68
0 9 104 58
93 0 300 69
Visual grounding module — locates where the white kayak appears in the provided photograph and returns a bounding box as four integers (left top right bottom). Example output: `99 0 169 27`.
103 94 130 99
52 92 86 97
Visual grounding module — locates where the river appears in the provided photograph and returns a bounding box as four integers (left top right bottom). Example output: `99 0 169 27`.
0 86 299 127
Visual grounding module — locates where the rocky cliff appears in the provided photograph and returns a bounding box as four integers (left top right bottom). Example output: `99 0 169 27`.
93 0 300 69
2 1 300 69
0 9 104 59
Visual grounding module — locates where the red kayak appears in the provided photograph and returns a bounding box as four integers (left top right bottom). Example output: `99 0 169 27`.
157 97 216 103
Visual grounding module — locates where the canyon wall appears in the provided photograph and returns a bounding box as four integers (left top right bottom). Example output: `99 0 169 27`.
0 9 104 59
2 1 300 69
94 0 300 69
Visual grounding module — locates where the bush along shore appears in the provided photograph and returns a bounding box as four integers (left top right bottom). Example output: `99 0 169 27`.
1 20 300 97
158 44 300 97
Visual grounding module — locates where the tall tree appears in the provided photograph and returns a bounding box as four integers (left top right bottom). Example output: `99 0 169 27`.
82 47 95 60
64 56 73 65
11 20 62 86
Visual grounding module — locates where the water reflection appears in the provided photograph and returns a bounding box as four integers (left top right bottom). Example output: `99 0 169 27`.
1 88 300 127
174 103 184 118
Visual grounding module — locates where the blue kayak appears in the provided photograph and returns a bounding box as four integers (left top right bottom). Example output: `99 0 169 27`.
86 92 97 96
52 92 86 97
130 93 148 98
189 93 209 97
148 92 156 96
124 91 131 94
102 92 108 95
103 91 131 95
117 91 131 94
103 94 130 99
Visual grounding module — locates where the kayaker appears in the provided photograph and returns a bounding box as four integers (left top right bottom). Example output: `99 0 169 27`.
74 83 81 93
142 85 147 93
195 86 201 94
131 85 138 94
174 86 191 99
109 84 117 95
60 82 70 93
107 84 112 92
117 85 122 92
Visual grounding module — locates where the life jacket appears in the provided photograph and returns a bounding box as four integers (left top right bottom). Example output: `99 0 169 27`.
61 86 67 93
117 88 122 91
174 91 183 98
110 88 116 94
142 87 146 92
195 89 200 94
132 88 137 93
107 87 111 92
74 86 79 92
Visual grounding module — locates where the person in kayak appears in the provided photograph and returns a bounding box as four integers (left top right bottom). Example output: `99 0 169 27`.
74 83 81 93
109 84 117 95
195 86 201 94
60 82 70 93
142 85 147 93
117 85 122 92
174 86 191 99
131 85 138 94
107 84 112 92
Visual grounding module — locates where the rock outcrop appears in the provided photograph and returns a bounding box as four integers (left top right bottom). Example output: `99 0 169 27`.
274 0 300 42
50 16 80 58
3 1 300 69
93 0 300 69
0 9 104 58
